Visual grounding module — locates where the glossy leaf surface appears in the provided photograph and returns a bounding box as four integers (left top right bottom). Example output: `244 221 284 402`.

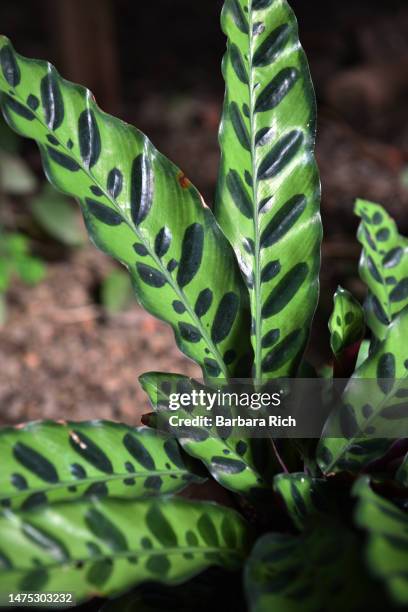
0 421 202 510
0 496 250 602
216 0 321 381
328 286 365 356
354 478 408 605
0 36 251 381
140 372 274 496
355 199 408 341
318 307 408 474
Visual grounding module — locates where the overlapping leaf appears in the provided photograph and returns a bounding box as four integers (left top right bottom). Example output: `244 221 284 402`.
354 478 408 606
0 37 251 381
245 516 387 612
273 473 328 529
0 421 202 510
0 496 250 602
355 199 408 341
216 0 321 381
318 307 408 474
329 286 365 356
140 372 274 496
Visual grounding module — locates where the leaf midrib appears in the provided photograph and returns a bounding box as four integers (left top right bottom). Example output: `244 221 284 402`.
3 544 243 574
247 1 263 384
325 375 408 472
3 79 229 379
0 468 193 503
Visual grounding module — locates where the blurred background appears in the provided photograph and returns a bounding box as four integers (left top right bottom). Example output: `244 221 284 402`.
0 0 408 425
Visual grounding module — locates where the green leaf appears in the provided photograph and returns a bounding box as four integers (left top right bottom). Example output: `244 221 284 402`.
355 199 408 341
317 306 408 474
140 372 274 496
0 37 251 382
216 0 321 382
245 516 389 612
273 473 328 529
31 184 85 246
354 477 408 605
0 421 202 510
0 496 250 602
328 286 365 355
101 269 133 313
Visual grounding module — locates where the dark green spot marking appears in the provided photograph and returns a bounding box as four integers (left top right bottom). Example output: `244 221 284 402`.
146 505 178 546
195 288 213 318
136 263 167 288
179 322 202 343
261 329 304 373
123 433 155 470
47 146 80 171
230 43 248 84
198 513 219 547
229 101 250 150
107 167 123 198
204 359 221 377
11 473 28 490
211 293 239 344
0 45 20 86
133 243 148 256
229 0 249 34
131 154 154 226
210 456 246 474
390 279 408 303
177 223 204 288
85 508 128 551
377 352 396 394
258 131 304 180
5 96 35 120
69 430 113 474
13 443 58 483
261 195 307 248
261 260 281 283
27 94 39 110
255 68 299 113
154 226 172 257
146 554 170 575
86 199 122 227
40 71 64 130
262 263 308 318
261 329 280 349
87 560 113 587
253 24 291 67
226 170 252 219
172 300 186 314
78 109 101 168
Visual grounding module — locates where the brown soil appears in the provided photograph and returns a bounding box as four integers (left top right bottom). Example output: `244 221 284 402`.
0 247 200 426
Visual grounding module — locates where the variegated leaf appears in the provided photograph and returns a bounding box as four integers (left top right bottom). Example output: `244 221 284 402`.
0 37 251 381
0 421 202 510
0 497 250 602
329 286 365 356
216 0 322 382
140 372 275 496
355 199 408 341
